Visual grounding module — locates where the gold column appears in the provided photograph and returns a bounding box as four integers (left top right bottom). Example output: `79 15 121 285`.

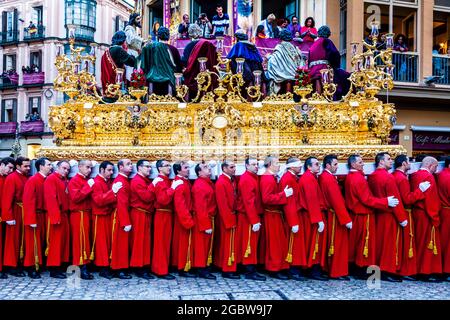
346 0 364 71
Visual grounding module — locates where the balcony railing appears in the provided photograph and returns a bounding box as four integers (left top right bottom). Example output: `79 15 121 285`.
20 120 44 134
432 54 450 85
23 72 45 85
0 30 19 44
392 52 419 83
0 73 19 89
0 122 17 134
23 26 45 41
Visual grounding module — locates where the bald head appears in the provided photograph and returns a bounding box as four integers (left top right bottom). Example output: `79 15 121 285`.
421 156 439 174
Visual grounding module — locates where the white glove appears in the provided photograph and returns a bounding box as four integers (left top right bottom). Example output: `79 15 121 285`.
291 225 299 233
400 220 408 227
87 178 95 187
208 160 217 168
252 223 261 232
152 177 163 186
171 179 184 190
345 222 353 230
387 196 399 208
123 225 132 232
318 221 325 233
69 159 78 167
112 182 123 194
6 220 16 226
30 224 37 228
419 181 431 193
205 228 213 234
284 185 293 198
91 160 98 167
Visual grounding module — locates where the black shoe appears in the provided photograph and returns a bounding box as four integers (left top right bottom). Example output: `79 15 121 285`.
178 271 197 278
309 271 329 281
28 270 41 279
402 275 417 281
381 273 402 282
332 276 351 281
80 271 94 280
0 272 7 279
420 275 442 283
270 272 290 280
9 269 26 277
114 271 132 279
136 270 154 280
244 272 266 281
199 272 217 280
50 271 67 279
222 272 240 279
99 269 113 280
157 274 176 280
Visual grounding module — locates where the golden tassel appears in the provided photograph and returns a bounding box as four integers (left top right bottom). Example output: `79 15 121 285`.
244 224 252 258
109 209 117 260
45 218 50 257
231 228 235 263
432 226 438 255
428 226 435 250
228 228 235 266
18 202 25 260
90 215 98 261
79 211 86 264
184 229 192 272
395 225 400 266
312 230 319 261
33 228 39 271
207 217 215 266
285 232 294 263
328 210 336 257
363 215 370 258
408 210 414 258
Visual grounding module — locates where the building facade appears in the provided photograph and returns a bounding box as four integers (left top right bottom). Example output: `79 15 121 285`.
0 0 133 158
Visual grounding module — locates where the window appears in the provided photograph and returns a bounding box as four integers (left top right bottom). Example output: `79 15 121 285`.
436 0 450 8
30 51 42 71
65 0 97 40
3 54 16 71
32 6 43 25
1 99 17 122
64 44 95 74
28 97 41 115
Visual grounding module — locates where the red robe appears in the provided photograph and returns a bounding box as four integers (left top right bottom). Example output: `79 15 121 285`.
215 174 238 272
0 175 5 271
2 170 28 267
151 175 175 276
44 172 70 267
192 177 216 268
68 173 93 266
129 173 155 268
91 175 116 267
298 170 327 268
438 168 450 273
237 171 263 265
392 169 424 276
279 171 307 268
345 170 388 267
260 173 288 272
410 169 442 275
110 173 131 270
319 170 352 278
172 175 195 271
368 168 407 274
23 173 47 269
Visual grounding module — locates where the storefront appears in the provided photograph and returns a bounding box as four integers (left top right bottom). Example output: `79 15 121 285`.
411 125 450 157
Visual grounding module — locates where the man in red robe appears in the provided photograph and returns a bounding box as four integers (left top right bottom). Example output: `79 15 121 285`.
368 153 408 282
151 159 183 279
318 155 352 280
260 156 292 279
0 157 15 279
298 157 328 281
279 157 307 281
110 159 133 279
236 157 266 281
68 160 94 280
2 156 30 277
345 154 397 279
44 160 71 278
91 161 122 279
438 156 450 281
392 154 430 280
410 156 442 282
23 157 52 279
129 159 155 279
192 162 217 279
215 161 241 279
172 161 196 277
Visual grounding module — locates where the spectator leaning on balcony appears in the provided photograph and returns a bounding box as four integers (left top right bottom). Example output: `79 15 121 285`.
178 14 190 39
258 14 277 39
287 16 301 39
212 4 230 37
255 25 266 39
28 21 37 35
393 34 408 52
196 13 212 38
300 17 317 49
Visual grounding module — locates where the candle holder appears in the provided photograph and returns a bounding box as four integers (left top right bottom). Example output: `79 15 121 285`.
198 57 208 72
235 58 245 74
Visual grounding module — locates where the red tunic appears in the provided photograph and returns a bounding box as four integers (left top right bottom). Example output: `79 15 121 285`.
151 175 175 276
172 175 195 271
215 174 238 272
279 171 307 268
392 169 423 276
345 170 388 267
319 170 352 278
236 171 263 265
437 168 450 273
0 175 5 271
110 173 131 270
260 173 288 272
368 168 407 274
410 169 442 275
129 173 155 268
2 170 28 267
298 170 327 268
68 173 93 266
23 173 46 269
44 172 70 267
91 175 116 267
192 177 216 268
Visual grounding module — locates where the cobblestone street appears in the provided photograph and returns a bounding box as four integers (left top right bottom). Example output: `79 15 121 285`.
0 270 449 300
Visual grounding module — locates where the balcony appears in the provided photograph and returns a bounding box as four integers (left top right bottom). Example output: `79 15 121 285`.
0 73 19 89
432 54 450 85
23 26 45 41
0 122 17 135
392 52 419 83
0 30 19 45
20 120 45 136
23 72 45 86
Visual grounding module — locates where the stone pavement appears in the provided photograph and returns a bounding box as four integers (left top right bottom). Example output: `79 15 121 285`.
0 269 449 300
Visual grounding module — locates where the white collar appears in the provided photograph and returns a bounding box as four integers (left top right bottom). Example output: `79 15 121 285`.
77 172 86 179
222 172 232 180
39 172 47 178
98 174 108 182
118 172 128 178
324 169 334 175
349 169 359 172
16 169 23 175
419 168 430 173
137 172 148 179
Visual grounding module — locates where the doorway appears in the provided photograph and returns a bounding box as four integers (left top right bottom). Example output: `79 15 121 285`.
190 0 228 22
261 0 299 23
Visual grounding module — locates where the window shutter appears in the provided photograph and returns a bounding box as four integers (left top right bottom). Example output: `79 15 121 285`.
12 55 16 71
38 50 42 71
13 8 18 31
12 98 17 122
38 97 41 114
2 11 6 40
1 100 5 122
115 16 120 32
3 54 6 72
